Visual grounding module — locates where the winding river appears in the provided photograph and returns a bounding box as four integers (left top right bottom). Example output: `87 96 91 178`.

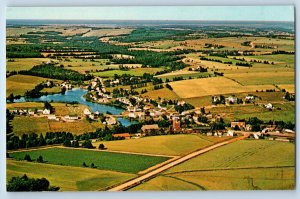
13 88 136 127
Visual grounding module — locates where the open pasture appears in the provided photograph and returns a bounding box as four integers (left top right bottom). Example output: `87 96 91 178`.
9 148 170 174
7 159 136 191
169 77 276 98
93 134 230 156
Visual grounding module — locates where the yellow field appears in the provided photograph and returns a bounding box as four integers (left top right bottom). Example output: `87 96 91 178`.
7 102 44 109
155 70 197 78
277 84 295 93
6 75 61 96
83 28 134 37
141 87 180 100
170 77 276 98
6 58 51 72
93 134 230 156
7 159 136 191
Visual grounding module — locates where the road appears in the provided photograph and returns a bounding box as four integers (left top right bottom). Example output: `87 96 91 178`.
108 134 248 191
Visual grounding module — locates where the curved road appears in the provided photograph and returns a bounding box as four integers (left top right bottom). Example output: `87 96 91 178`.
108 134 249 191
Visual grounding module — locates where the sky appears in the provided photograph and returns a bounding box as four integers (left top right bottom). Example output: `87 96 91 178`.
6 6 294 21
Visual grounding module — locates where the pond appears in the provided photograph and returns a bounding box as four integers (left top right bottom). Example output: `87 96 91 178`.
13 88 137 127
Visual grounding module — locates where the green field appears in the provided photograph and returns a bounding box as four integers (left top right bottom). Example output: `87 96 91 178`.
131 140 295 190
208 102 295 123
9 148 170 173
93 134 230 156
92 67 163 77
7 159 136 191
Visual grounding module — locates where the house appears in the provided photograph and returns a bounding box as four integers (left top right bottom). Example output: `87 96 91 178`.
264 103 273 110
231 120 246 130
112 133 130 139
212 96 221 103
106 116 117 125
226 96 238 104
227 130 235 136
245 95 255 101
43 109 50 115
141 124 160 133
84 108 91 115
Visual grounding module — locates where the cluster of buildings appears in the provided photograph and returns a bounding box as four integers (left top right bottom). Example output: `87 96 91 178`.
88 77 112 103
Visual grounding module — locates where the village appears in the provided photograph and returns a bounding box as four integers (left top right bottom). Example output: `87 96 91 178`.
8 75 295 143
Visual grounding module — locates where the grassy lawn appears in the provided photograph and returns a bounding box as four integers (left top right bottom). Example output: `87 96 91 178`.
93 134 230 156
132 140 295 190
9 148 170 174
7 159 136 191
6 75 61 97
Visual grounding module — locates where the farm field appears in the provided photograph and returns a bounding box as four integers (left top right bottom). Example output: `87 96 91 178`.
93 134 231 156
83 28 134 37
7 159 136 191
9 147 170 174
131 140 295 190
6 58 51 72
11 116 104 135
92 67 164 77
6 74 61 97
225 72 294 85
169 77 277 98
141 87 180 100
207 102 295 123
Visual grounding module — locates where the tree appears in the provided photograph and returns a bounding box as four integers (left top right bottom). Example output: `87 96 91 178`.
81 139 94 149
98 143 105 150
91 163 96 168
7 174 60 191
61 87 66 95
37 155 44 163
24 154 32 162
82 162 87 167
7 93 14 103
63 140 71 147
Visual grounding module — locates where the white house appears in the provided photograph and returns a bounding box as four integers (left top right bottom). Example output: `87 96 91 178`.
264 103 273 110
227 130 235 137
43 109 50 115
84 108 91 115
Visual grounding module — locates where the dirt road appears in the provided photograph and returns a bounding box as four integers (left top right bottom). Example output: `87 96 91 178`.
108 134 248 191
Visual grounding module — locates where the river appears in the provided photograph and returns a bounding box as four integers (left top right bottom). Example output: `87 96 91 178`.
13 88 136 127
